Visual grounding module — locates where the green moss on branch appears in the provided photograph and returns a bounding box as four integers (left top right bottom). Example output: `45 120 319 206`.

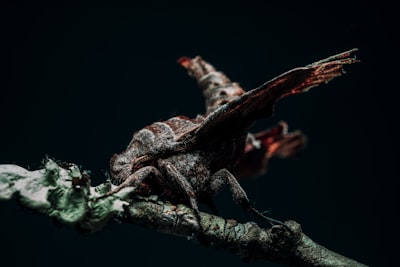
0 159 368 266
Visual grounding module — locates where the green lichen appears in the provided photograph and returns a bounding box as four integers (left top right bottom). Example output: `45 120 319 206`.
0 159 127 232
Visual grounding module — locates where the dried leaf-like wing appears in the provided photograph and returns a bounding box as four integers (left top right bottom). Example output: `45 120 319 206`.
179 49 358 146
234 122 307 179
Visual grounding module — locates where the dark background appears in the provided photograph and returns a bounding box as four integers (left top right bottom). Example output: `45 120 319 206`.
0 1 398 266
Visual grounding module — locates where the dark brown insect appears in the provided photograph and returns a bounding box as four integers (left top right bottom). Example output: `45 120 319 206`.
103 49 358 225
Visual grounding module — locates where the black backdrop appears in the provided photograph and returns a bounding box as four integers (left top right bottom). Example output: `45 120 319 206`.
0 1 398 266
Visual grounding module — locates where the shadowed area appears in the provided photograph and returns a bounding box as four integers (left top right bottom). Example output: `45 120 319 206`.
0 1 398 267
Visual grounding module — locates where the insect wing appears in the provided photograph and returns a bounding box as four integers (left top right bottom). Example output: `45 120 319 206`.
178 49 358 147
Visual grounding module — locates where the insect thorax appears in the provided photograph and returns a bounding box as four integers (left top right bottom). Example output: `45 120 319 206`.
110 115 246 183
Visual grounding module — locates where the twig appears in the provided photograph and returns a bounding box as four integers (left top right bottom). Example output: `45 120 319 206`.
0 160 368 266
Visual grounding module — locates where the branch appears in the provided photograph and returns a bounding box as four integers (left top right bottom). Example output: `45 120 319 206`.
0 160 368 267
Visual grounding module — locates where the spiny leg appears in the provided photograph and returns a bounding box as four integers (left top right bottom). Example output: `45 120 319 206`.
98 166 163 199
157 159 201 226
211 168 285 227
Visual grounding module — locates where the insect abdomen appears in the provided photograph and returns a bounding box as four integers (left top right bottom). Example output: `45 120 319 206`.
179 56 245 114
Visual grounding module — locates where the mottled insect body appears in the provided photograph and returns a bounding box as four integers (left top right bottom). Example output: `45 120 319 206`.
105 49 358 225
110 116 201 178
110 114 247 209
178 56 245 114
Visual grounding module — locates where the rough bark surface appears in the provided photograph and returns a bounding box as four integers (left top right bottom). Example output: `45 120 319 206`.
0 161 368 267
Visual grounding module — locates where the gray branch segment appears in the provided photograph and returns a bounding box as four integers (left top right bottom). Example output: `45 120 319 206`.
0 160 368 267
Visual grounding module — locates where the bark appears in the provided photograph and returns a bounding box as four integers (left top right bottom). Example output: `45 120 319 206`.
0 160 368 267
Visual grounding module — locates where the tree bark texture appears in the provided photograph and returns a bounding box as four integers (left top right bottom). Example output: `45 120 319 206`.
0 160 368 267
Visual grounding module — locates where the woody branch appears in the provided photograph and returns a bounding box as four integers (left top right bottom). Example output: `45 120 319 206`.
0 160 368 267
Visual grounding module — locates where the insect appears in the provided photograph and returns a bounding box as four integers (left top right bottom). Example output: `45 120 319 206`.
102 49 358 226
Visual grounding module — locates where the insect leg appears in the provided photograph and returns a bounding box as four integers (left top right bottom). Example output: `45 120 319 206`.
157 159 201 224
157 159 199 212
211 168 285 227
98 166 162 199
